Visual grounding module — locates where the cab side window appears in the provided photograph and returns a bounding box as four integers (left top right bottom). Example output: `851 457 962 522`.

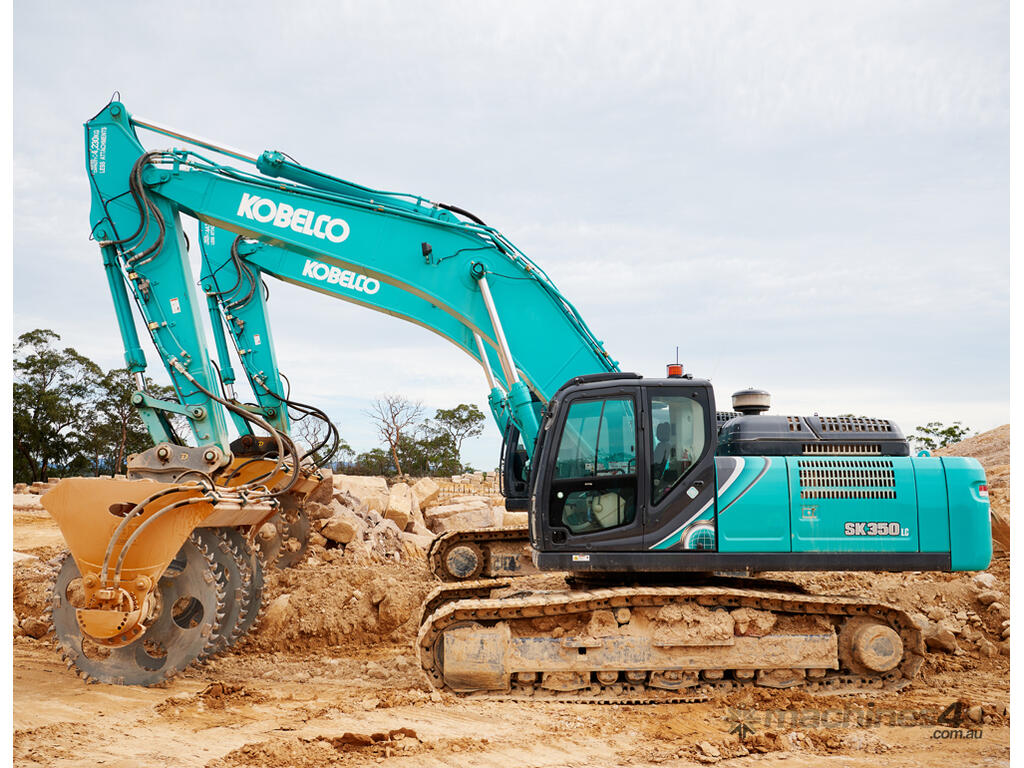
650 393 706 504
550 397 637 534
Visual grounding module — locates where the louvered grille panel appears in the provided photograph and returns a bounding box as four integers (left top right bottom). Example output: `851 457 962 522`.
802 443 882 455
818 416 895 433
797 458 897 500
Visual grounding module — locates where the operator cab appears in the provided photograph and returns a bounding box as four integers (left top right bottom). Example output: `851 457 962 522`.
528 373 718 565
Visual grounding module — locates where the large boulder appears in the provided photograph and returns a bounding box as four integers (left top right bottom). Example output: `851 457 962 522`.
13 494 43 511
385 482 419 531
502 511 528 528
306 468 334 505
429 505 504 533
333 475 389 513
423 500 489 528
411 477 440 508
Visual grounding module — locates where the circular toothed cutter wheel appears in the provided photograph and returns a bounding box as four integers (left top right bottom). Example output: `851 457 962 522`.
199 527 265 657
256 507 310 570
225 528 266 643
194 528 246 660
50 533 226 686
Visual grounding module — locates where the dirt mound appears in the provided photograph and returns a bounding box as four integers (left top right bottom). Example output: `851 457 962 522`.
208 728 488 768
12 555 62 637
242 555 435 653
936 424 1009 467
936 424 1010 552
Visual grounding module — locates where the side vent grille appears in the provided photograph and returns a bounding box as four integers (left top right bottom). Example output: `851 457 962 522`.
818 416 895 433
716 411 740 428
802 443 882 456
787 417 803 432
797 458 896 500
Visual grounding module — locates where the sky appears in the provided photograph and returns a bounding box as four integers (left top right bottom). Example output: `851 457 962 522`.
13 1 1009 471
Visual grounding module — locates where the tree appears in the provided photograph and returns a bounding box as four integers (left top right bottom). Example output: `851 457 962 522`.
293 415 353 468
13 329 101 482
397 431 462 477
429 403 485 458
365 395 423 477
96 368 154 474
910 421 972 452
351 447 394 476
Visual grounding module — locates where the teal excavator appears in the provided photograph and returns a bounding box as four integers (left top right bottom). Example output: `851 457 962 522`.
43 99 991 700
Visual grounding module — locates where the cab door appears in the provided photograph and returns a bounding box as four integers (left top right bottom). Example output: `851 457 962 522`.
541 387 646 552
642 384 719 551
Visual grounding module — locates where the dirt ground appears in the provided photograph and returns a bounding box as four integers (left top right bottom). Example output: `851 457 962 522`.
11 429 1011 767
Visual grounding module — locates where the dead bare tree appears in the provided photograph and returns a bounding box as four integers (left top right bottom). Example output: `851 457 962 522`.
366 395 423 477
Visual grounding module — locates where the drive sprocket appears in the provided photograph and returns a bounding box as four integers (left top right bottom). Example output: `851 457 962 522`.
50 533 226 686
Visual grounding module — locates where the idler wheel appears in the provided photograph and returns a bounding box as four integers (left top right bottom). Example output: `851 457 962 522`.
443 543 485 580
852 623 903 672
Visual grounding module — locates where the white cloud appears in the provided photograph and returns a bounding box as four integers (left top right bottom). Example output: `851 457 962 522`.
13 1 1008 471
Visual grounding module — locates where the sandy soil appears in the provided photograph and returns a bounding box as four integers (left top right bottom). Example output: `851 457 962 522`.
12 428 1011 767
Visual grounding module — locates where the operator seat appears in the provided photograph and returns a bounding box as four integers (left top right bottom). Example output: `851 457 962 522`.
652 422 674 486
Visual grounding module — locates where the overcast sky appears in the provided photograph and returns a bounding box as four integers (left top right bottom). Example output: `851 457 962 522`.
14 1 1008 470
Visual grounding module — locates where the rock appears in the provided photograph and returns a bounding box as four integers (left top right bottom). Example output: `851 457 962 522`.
938 618 963 636
12 552 38 563
502 511 528 528
12 494 44 511
305 501 335 521
411 477 440 508
410 521 434 539
333 489 368 514
1001 626 1010 640
976 590 1001 606
307 469 334 505
385 483 415 530
321 507 364 544
966 705 984 724
429 506 503 533
987 602 1009 620
978 638 997 658
926 606 948 622
308 531 327 548
333 475 389 512
258 522 277 542
399 531 433 551
263 594 291 630
343 536 372 563
696 741 721 763
13 483 28 494
423 500 488 525
369 518 403 558
378 590 415 630
972 573 997 589
924 623 959 653
20 617 48 639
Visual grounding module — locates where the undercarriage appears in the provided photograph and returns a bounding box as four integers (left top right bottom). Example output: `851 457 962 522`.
417 579 924 702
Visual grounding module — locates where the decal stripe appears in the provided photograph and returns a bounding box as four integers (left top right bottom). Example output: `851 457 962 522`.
650 457 745 550
718 457 772 515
